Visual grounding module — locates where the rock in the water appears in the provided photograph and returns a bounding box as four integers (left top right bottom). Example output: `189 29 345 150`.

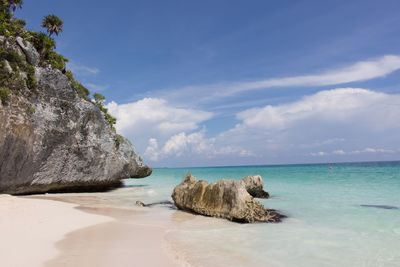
0 40 151 194
171 174 284 223
135 200 174 208
16 37 40 66
242 175 269 198
360 204 399 210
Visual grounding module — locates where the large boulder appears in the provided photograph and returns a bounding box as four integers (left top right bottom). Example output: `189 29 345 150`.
242 175 269 198
171 174 284 223
0 38 151 195
16 37 40 66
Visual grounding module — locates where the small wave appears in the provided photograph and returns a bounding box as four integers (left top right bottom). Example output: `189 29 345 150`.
360 204 399 210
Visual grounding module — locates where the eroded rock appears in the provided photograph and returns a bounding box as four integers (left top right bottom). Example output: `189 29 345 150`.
172 174 284 223
16 37 40 66
242 175 269 198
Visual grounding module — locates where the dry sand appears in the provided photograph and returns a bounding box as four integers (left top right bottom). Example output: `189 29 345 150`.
0 194 112 267
0 194 191 267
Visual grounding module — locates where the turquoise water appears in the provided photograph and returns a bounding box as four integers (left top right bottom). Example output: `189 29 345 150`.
125 161 400 267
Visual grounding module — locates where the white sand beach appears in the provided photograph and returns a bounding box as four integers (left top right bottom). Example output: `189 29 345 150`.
0 194 190 267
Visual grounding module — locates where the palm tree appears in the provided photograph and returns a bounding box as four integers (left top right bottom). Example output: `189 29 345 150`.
7 0 23 14
41 15 63 37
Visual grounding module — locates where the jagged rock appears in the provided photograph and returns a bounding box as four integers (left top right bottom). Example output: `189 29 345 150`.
242 175 269 198
16 37 40 66
171 174 284 223
0 65 151 194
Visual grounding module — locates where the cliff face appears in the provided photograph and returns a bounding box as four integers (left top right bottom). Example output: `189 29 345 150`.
0 36 151 194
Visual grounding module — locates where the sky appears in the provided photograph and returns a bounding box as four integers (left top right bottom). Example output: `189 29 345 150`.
19 0 400 167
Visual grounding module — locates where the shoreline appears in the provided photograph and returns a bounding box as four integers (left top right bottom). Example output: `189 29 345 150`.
0 194 112 267
0 194 191 267
30 194 192 267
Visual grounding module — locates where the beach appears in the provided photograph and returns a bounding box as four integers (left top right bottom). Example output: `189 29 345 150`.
0 194 190 267
1 161 400 267
0 195 111 267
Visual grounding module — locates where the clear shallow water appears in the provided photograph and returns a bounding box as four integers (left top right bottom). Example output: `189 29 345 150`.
124 161 400 267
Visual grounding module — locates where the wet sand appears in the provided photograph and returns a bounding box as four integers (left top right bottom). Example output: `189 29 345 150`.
31 195 192 267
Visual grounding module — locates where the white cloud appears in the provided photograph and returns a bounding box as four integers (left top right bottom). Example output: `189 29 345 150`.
332 149 346 155
310 152 327 157
158 55 400 104
351 148 396 155
144 138 160 161
144 131 254 161
107 98 212 135
222 55 400 96
219 88 400 163
106 98 213 155
310 148 397 156
106 88 400 166
235 88 400 131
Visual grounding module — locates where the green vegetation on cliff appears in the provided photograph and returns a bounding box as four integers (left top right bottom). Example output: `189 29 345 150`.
0 86 10 104
94 92 117 127
0 0 117 128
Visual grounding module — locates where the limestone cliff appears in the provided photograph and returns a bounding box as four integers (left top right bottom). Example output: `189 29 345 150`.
0 36 151 194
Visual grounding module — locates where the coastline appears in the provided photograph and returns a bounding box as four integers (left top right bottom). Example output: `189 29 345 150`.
0 194 112 267
0 194 191 267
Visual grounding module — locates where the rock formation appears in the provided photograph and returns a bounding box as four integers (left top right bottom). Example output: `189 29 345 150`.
171 174 284 223
242 175 270 198
0 35 151 194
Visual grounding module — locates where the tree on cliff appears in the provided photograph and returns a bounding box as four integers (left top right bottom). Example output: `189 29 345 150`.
42 15 63 37
6 0 23 13
93 93 106 105
93 92 117 127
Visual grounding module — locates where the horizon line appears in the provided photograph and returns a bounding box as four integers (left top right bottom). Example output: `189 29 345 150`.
151 159 400 170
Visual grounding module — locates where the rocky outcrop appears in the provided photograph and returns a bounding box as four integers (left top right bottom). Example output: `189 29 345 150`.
0 37 151 195
171 174 284 223
16 37 40 66
242 175 269 198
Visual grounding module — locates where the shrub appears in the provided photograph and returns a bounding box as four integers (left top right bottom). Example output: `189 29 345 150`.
71 80 89 100
0 7 26 37
0 48 25 66
25 64 36 89
64 70 90 100
0 86 11 104
65 70 74 81
114 134 124 149
45 51 67 71
0 60 12 84
29 32 56 56
91 92 117 128
93 92 105 105
104 112 117 126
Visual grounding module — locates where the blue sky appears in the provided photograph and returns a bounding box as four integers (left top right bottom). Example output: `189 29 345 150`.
20 0 400 167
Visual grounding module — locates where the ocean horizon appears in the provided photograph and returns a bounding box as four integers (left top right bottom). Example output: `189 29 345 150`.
154 159 400 169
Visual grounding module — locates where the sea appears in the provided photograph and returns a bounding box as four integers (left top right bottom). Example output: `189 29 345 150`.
116 161 400 266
